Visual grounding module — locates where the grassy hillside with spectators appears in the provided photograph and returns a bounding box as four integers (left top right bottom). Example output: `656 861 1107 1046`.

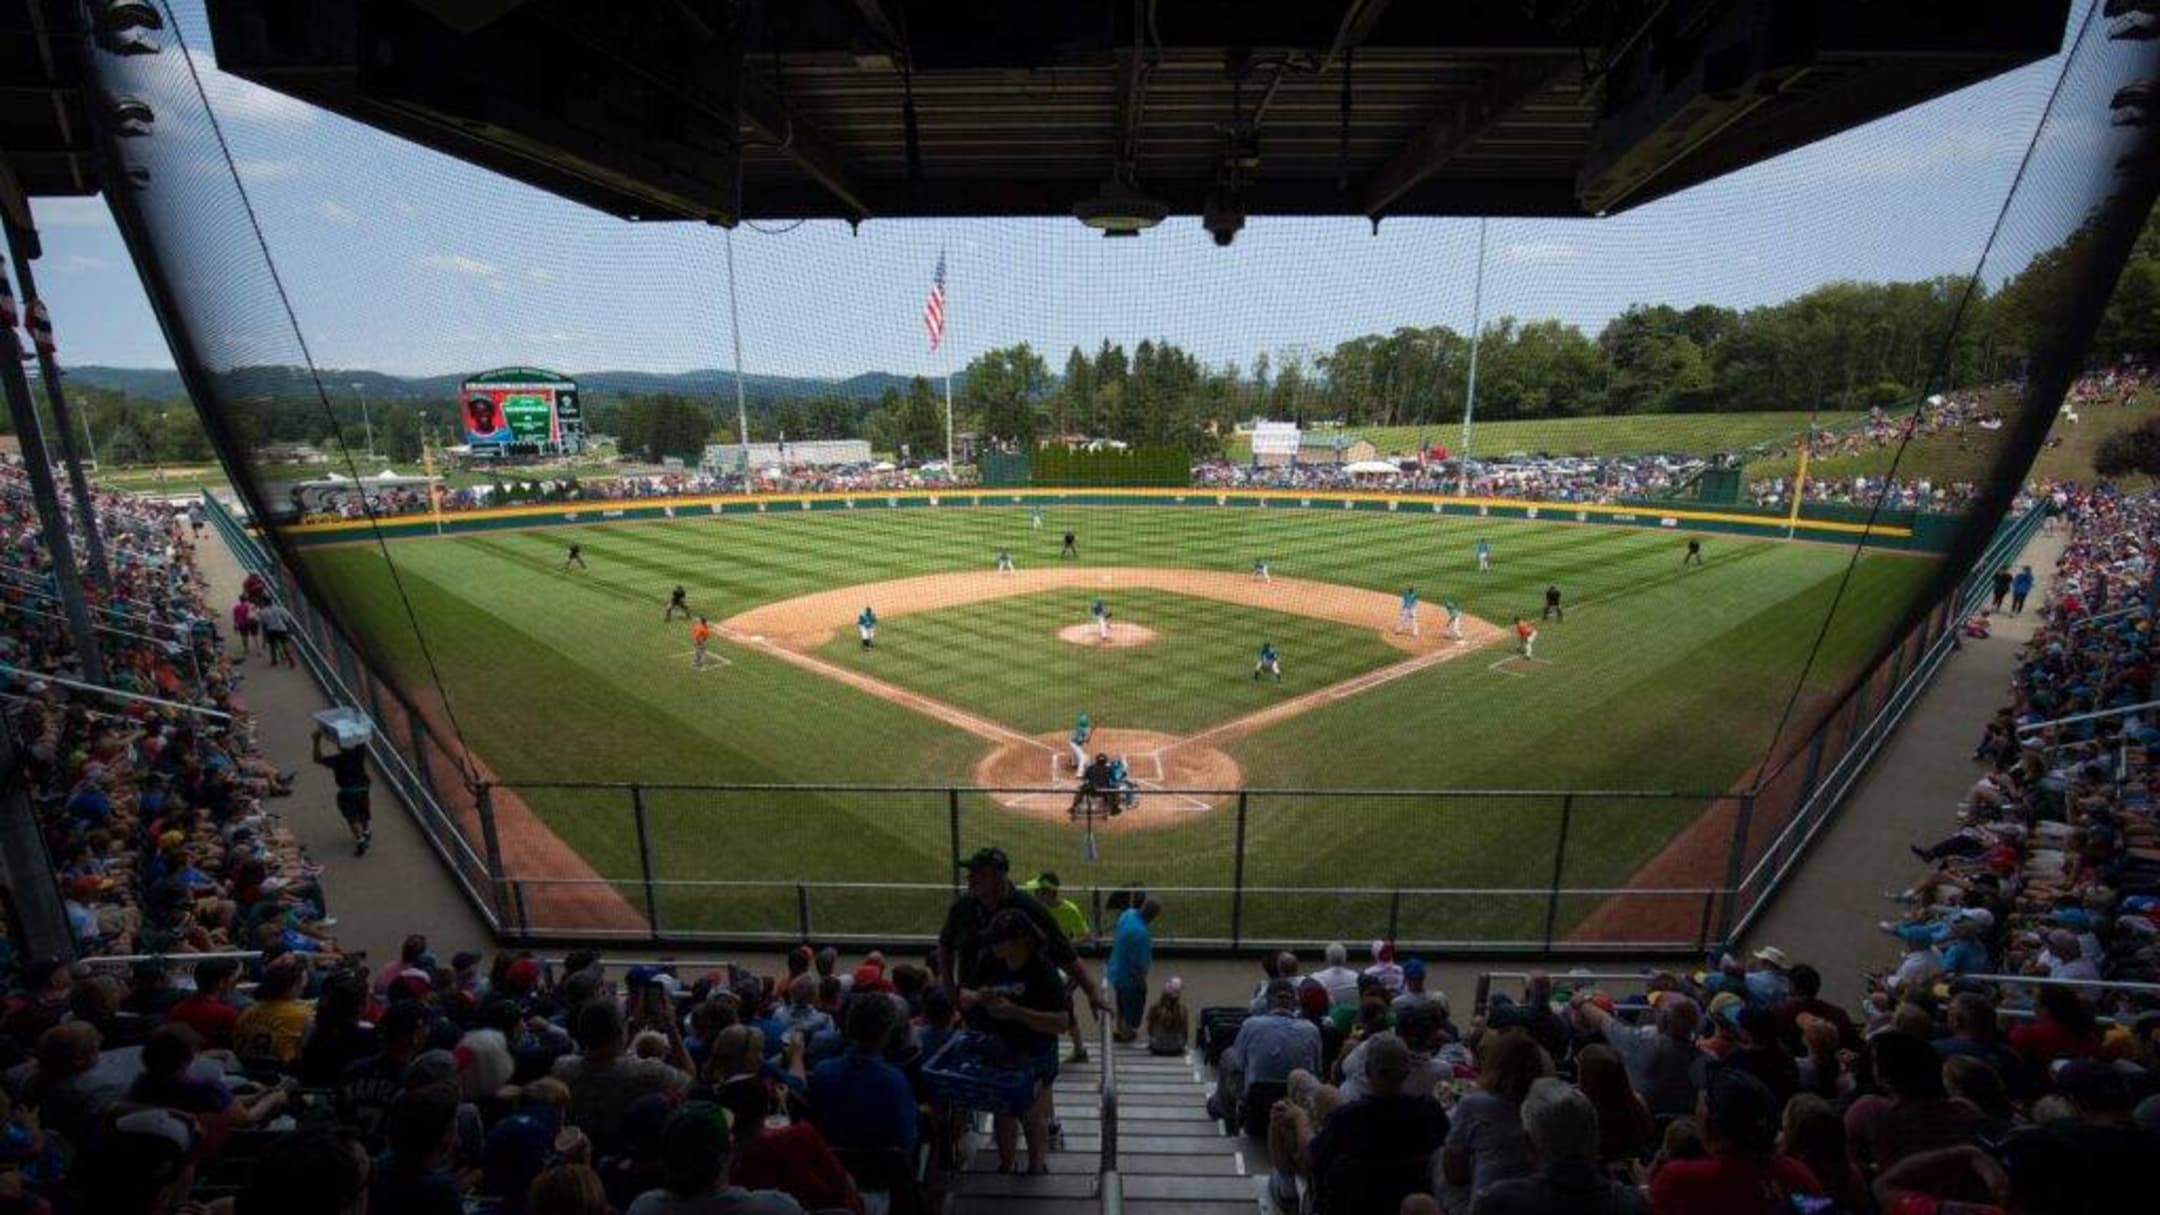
1747 385 2158 489
1224 411 1860 461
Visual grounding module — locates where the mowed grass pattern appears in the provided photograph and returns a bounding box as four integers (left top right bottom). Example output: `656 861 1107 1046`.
816 587 1406 735
300 506 1945 940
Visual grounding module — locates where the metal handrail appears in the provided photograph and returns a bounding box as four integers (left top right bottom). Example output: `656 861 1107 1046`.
492 779 1735 799
1474 969 1657 1014
1959 973 2160 996
1098 984 1120 1215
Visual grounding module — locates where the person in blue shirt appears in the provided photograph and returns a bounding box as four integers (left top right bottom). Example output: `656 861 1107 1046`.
1105 898 1161 1042
856 606 878 649
1254 642 1282 682
2010 564 2035 614
807 992 918 1161
1397 587 1420 636
1476 538 1492 571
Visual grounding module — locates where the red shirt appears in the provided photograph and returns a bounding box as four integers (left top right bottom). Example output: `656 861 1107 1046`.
731 1124 863 1214
168 993 241 1048
1516 621 1535 640
1649 1151 1821 1215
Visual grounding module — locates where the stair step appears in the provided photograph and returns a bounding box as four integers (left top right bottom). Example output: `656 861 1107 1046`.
1010 1134 1238 1155
952 1199 1254 1215
958 1172 1260 1202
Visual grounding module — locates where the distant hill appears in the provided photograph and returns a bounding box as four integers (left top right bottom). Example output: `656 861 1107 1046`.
64 365 947 403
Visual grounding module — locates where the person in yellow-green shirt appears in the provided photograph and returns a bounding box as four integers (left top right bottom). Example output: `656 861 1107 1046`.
1023 871 1096 1063
232 960 313 1064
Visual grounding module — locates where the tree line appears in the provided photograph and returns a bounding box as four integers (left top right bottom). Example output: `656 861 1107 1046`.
18 205 2154 467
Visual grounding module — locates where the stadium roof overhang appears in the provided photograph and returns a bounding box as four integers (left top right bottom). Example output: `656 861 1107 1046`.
0 0 103 230
196 0 2072 243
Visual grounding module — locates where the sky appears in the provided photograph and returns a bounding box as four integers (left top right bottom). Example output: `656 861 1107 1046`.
23 1 2139 380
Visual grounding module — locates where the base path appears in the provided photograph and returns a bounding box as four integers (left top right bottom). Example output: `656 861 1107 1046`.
726 567 1506 828
723 566 1483 656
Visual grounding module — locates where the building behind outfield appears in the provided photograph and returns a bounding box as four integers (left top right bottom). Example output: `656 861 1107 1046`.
701 439 873 474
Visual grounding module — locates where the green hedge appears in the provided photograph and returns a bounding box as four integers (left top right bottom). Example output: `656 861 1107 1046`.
1030 445 1190 486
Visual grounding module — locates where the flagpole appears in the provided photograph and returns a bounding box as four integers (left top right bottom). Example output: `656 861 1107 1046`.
942 252 955 469
1458 218 1488 499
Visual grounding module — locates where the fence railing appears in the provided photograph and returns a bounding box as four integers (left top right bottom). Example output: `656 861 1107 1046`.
202 488 2048 955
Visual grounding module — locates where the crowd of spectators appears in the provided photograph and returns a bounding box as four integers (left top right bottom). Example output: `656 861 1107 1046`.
289 464 961 524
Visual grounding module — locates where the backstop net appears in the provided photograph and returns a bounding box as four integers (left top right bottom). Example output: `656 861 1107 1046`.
50 1 2160 948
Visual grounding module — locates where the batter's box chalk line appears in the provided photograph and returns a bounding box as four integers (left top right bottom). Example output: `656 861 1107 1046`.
670 649 735 669
1488 654 1553 676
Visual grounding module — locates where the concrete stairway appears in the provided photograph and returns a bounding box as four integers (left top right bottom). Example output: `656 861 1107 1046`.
948 1039 1261 1214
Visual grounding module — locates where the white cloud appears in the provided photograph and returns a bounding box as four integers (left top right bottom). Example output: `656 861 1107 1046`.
29 197 110 229
232 158 300 184
317 200 361 227
1499 239 1582 265
523 268 559 283
395 200 421 218
422 253 501 277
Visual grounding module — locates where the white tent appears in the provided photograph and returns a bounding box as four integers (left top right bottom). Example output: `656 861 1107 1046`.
1344 460 1403 476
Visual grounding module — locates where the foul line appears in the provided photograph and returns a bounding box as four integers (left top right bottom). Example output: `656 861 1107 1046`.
718 627 1050 752
1172 625 1506 753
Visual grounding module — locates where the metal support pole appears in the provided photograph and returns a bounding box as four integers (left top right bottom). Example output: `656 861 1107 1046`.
1230 791 1250 949
0 275 105 686
474 781 511 924
724 228 751 468
1718 794 1757 943
631 785 662 933
1542 794 1575 949
4 220 111 595
948 788 963 893
0 716 75 962
1456 217 1487 497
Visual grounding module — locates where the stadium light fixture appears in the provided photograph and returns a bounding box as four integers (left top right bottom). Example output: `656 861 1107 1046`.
2111 81 2153 126
109 96 155 137
1073 177 1167 238
93 0 163 34
95 27 161 56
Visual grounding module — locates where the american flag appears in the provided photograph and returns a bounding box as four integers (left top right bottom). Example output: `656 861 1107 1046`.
922 250 948 352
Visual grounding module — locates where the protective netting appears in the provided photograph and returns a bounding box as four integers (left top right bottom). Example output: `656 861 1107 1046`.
60 0 2160 945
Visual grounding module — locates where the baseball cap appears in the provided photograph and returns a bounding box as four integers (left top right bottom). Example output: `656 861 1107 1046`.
1401 957 1426 981
2049 907 2094 931
958 846 1010 873
1750 946 1790 968
452 951 483 971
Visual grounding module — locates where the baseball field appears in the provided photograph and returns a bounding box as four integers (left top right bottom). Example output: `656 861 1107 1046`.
297 504 1941 943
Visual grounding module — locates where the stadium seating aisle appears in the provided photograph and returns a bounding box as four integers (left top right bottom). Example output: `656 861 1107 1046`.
185 526 490 963
949 1039 1256 1215
1740 528 2066 1009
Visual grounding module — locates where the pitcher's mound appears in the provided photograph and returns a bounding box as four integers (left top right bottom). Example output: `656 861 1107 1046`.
1057 622 1158 648
972 728 1239 829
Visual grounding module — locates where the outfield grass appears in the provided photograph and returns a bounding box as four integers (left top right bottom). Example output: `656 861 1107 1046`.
1225 412 1862 460
818 587 1405 735
300 506 1942 941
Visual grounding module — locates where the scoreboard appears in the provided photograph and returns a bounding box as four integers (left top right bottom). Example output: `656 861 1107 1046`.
459 366 584 457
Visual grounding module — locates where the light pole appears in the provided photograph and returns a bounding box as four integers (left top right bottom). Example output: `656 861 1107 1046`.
350 381 376 462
